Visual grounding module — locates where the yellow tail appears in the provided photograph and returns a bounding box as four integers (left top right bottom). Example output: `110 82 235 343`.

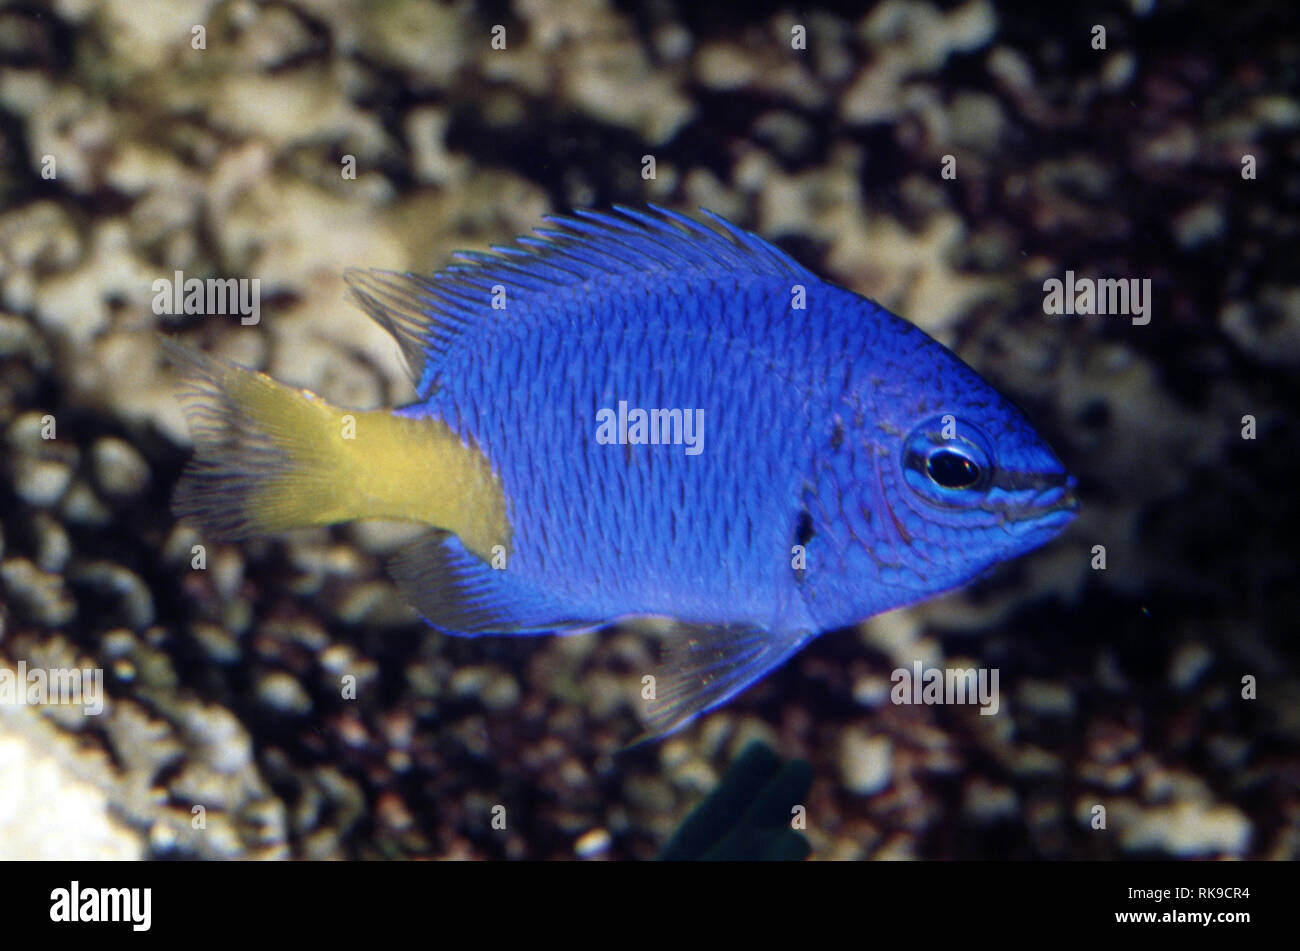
164 339 510 560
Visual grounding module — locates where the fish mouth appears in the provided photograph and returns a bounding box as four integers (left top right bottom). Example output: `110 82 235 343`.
1000 472 1080 532
1030 477 1079 515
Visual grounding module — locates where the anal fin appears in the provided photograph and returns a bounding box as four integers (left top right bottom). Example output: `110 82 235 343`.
389 531 591 636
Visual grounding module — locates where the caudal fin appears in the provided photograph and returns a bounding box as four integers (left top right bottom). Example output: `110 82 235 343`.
162 338 511 558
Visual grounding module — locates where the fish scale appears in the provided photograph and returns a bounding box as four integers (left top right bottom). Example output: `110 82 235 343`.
423 277 808 615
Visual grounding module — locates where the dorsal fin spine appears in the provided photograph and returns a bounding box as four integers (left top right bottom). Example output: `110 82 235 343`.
343 206 814 396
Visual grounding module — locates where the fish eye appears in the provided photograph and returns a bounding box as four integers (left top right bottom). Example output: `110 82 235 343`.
926 448 981 489
901 418 994 506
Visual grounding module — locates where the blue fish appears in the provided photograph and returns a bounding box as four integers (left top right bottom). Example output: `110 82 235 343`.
167 205 1078 737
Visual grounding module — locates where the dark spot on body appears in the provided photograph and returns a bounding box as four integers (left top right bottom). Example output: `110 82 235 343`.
796 509 815 546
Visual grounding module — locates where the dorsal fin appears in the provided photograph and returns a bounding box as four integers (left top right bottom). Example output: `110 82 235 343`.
343 204 814 392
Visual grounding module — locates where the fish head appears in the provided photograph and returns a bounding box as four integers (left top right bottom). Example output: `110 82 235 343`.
884 402 1078 556
811 319 1079 622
